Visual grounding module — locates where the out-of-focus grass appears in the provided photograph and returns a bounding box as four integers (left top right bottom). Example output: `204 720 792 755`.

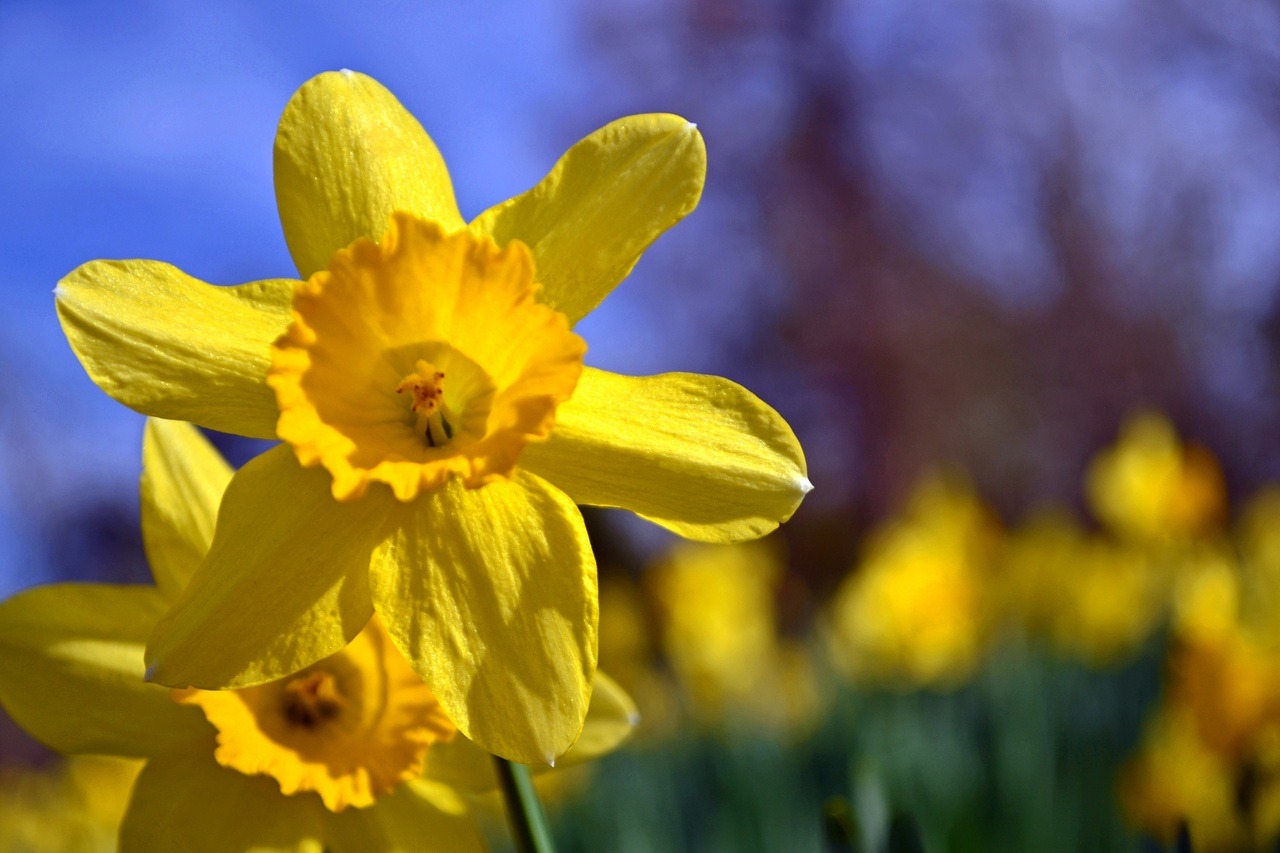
533 637 1160 853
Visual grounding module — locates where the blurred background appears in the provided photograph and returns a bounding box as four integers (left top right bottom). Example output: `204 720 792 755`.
4 0 1280 850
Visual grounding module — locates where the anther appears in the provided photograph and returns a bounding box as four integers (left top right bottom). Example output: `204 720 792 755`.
282 671 346 730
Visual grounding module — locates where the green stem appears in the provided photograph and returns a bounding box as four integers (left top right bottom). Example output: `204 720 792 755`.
493 756 557 853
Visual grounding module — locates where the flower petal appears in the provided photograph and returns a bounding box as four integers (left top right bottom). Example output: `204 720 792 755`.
371 472 597 765
425 670 637 792
120 747 326 853
275 70 465 279
56 261 293 439
0 583 207 757
140 419 233 600
469 114 705 324
322 780 485 853
557 670 638 767
521 368 810 542
146 446 390 689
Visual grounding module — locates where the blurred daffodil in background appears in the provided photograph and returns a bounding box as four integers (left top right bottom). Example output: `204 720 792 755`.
1086 412 1226 545
1121 492 1280 850
647 540 822 733
55 69 809 764
1000 514 1162 667
0 757 140 853
827 476 1003 689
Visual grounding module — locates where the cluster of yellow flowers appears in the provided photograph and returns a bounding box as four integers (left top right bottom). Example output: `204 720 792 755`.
826 413 1228 686
1119 491 1280 849
812 411 1280 847
0 71 810 850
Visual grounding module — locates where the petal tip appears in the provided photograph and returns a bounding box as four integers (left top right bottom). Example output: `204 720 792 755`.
627 710 641 726
798 476 814 495
546 754 557 768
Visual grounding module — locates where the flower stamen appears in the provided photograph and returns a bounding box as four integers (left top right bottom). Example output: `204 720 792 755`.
282 671 345 729
396 360 454 447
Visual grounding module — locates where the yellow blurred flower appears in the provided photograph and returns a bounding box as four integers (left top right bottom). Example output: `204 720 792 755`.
1123 538 1280 848
828 475 1002 688
0 420 637 852
1119 706 1251 852
1000 512 1162 666
0 757 141 853
55 70 809 763
1086 413 1225 542
1168 549 1280 762
648 540 821 731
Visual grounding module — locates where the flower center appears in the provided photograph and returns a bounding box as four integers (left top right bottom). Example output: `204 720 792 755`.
395 360 454 448
282 671 346 729
268 213 586 502
174 618 456 812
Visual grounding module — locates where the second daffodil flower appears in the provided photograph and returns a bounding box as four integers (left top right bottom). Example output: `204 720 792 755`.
55 71 810 763
0 420 638 852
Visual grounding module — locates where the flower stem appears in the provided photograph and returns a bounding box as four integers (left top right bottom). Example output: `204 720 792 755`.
493 756 557 853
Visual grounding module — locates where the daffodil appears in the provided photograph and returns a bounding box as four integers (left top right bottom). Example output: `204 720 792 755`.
647 540 820 731
826 475 1002 688
999 512 1162 666
0 757 140 853
0 420 639 852
1086 412 1225 543
55 70 810 762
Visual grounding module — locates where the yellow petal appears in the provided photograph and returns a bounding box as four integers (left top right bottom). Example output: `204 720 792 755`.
275 70 465 279
56 261 293 439
0 583 207 757
146 446 391 689
470 114 705 323
557 671 638 767
321 780 485 853
371 472 597 765
140 419 233 600
120 748 326 853
521 368 810 542
424 670 637 792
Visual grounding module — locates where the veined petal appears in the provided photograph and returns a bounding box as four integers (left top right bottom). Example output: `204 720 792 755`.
371 472 597 765
140 419 233 600
321 780 484 853
120 747 326 853
470 114 705 324
275 70 465 279
425 670 638 792
146 446 391 689
521 368 810 542
0 584 207 758
56 261 292 439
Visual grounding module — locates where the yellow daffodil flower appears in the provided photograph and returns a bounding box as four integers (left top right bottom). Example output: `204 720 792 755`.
1000 512 1162 666
1086 412 1225 543
647 540 821 731
54 70 809 763
1122 536 1280 848
1119 706 1253 851
0 757 140 853
0 420 639 852
827 475 1002 688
